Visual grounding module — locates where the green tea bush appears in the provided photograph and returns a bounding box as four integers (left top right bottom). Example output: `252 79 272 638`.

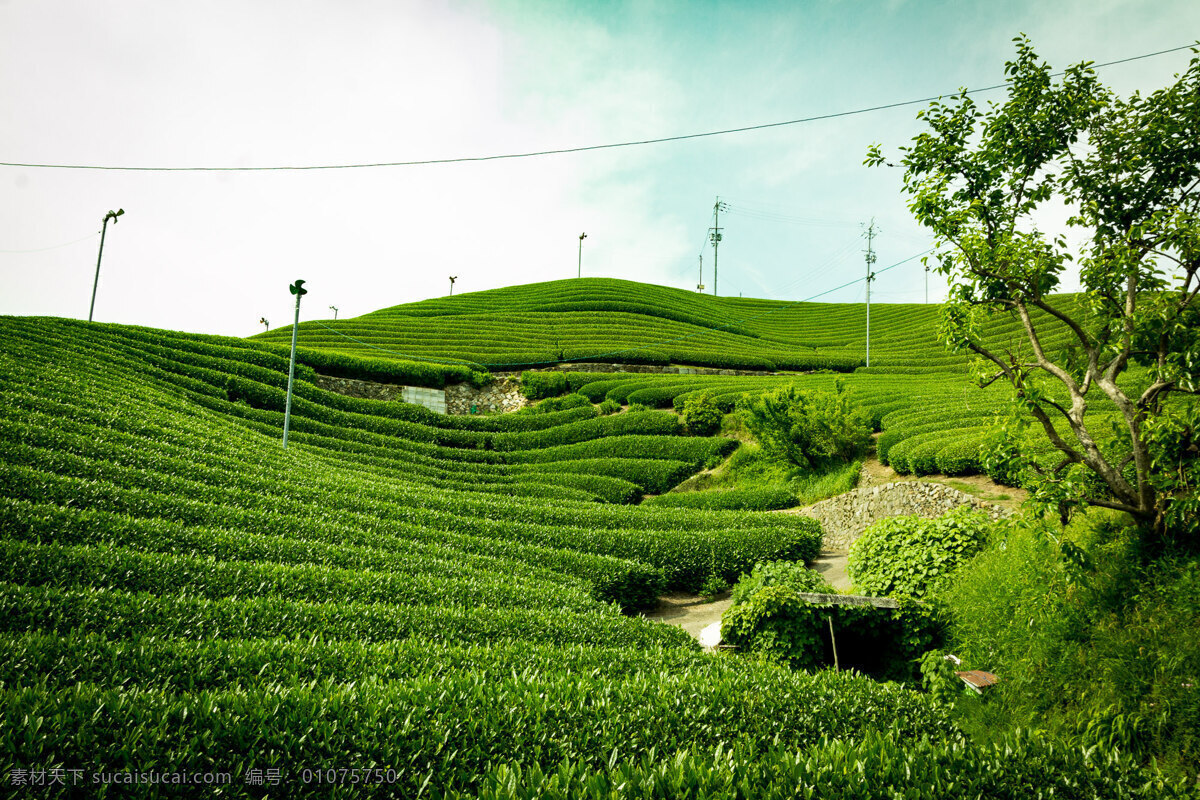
680 391 724 436
598 398 621 415
259 342 487 387
519 392 590 414
643 487 796 511
519 370 568 400
847 506 994 599
729 560 835 606
465 731 1196 800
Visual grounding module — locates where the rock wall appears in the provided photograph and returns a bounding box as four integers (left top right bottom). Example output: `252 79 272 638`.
310 375 446 414
446 376 527 415
797 482 1009 554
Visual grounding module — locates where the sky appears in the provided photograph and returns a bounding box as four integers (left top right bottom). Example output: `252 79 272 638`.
2 0 1198 337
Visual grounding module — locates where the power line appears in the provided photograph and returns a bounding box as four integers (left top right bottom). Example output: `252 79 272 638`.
2 43 1193 173
0 231 99 253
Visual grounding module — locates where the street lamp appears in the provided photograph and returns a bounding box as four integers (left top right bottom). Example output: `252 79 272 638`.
88 208 124 322
577 232 587 278
329 305 339 320
449 276 457 296
282 279 307 450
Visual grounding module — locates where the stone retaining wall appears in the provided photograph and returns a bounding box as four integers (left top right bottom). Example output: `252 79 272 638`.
446 376 527 415
310 375 446 414
797 482 1009 554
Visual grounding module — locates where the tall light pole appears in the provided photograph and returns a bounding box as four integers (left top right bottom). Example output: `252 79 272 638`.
282 279 307 450
449 276 457 296
88 208 124 322
577 233 587 278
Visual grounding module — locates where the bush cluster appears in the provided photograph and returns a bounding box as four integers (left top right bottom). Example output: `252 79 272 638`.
847 506 994 599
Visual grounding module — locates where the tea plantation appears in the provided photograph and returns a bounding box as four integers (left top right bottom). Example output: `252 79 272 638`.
1 304 1188 797
253 276 1081 373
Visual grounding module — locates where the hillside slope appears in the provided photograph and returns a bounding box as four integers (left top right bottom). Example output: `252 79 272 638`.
252 277 1081 373
2 312 1189 795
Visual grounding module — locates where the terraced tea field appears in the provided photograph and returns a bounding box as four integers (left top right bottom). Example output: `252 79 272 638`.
1 298 1178 797
255 277 1081 373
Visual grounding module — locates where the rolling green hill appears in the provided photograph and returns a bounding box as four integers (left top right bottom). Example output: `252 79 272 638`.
252 278 1112 481
254 277 1081 374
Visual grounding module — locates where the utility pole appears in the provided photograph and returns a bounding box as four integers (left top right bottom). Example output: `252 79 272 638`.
925 264 930 304
697 254 704 292
283 279 307 450
863 219 878 368
709 198 727 296
88 208 124 322
577 233 587 278
449 276 457 296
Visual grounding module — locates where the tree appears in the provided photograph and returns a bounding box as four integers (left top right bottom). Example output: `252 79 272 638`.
867 37 1200 543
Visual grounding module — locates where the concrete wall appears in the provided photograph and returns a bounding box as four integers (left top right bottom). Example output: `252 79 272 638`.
797 482 1009 554
400 385 446 414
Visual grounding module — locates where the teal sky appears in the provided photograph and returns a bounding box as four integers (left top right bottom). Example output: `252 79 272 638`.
2 0 1197 335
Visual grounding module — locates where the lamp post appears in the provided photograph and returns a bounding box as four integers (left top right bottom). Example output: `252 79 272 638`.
88 208 124 322
329 305 339 320
577 233 587 278
449 276 457 296
282 279 307 450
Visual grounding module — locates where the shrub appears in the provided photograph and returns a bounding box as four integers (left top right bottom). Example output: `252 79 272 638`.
941 513 1200 778
520 393 590 414
680 391 724 436
738 384 871 470
519 371 568 400
598 398 621 415
847 506 994 599
643 487 796 512
722 587 944 681
699 574 730 599
729 560 835 607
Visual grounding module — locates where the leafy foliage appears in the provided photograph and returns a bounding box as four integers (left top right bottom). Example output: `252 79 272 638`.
519 370 568 400
729 560 835 607
869 36 1200 540
643 486 796 511
847 506 994 599
738 384 871 470
680 390 724 436
940 513 1200 779
722 587 944 682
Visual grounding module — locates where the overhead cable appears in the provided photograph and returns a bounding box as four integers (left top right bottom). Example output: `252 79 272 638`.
1 43 1193 173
